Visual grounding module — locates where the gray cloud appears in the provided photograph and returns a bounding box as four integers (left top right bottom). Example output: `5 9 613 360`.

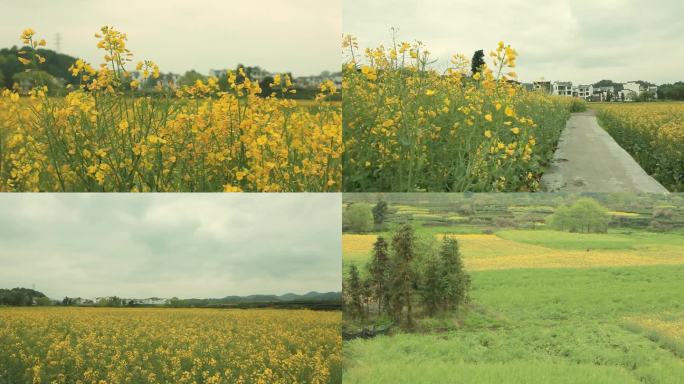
343 0 684 84
0 193 341 299
0 0 341 77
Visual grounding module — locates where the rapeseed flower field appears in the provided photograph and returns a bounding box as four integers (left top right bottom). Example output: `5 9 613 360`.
594 102 684 191
342 36 584 192
0 28 342 192
0 308 342 384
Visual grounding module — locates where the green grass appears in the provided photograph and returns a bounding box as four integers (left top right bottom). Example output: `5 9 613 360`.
470 266 684 321
416 225 491 236
495 229 684 250
344 265 684 383
344 359 642 384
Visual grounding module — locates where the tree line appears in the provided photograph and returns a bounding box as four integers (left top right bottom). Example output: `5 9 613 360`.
345 224 470 329
0 46 339 100
657 82 684 101
0 288 50 306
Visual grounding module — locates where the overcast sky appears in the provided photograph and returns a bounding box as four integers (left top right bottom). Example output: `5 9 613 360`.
344 0 684 84
0 0 341 77
0 194 341 299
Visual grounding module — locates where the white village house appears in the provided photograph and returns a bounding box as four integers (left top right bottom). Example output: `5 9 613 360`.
594 86 615 101
575 84 593 99
552 81 573 96
532 80 552 93
543 80 657 102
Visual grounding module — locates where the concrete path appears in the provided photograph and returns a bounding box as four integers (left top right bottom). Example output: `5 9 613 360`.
541 110 669 193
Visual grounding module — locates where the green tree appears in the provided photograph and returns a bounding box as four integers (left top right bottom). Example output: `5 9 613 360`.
178 70 206 87
420 255 442 316
471 49 485 75
548 198 609 233
168 297 182 308
343 203 373 232
346 264 364 320
367 236 390 313
35 297 52 306
259 76 275 97
438 237 469 311
0 47 79 89
12 70 64 95
371 199 389 226
0 287 47 306
389 224 417 328
235 64 248 85
658 82 684 100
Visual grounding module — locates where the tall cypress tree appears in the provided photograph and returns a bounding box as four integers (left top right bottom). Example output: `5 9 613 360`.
346 264 364 320
372 199 388 226
439 237 469 311
389 224 416 328
421 255 442 316
367 236 390 313
471 49 485 75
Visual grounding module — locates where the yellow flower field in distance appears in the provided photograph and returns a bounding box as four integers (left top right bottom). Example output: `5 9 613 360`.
0 307 342 384
593 102 684 192
0 27 341 192
341 234 379 264
342 232 684 271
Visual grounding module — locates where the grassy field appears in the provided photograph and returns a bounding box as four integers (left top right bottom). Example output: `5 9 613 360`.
345 265 684 383
0 307 342 384
343 209 684 383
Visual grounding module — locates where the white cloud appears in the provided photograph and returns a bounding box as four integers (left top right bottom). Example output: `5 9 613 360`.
0 0 341 76
343 0 684 84
0 193 342 299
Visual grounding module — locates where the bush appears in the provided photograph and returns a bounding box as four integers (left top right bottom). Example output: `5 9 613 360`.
547 198 610 233
568 98 587 112
343 203 373 232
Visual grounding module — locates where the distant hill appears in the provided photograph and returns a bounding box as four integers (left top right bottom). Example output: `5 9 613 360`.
592 79 624 91
173 291 343 310
0 287 48 306
220 291 342 303
0 46 79 88
0 287 342 310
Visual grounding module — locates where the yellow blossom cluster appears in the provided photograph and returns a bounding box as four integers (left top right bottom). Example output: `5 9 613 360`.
0 27 341 192
342 36 581 192
594 102 684 191
0 308 342 384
